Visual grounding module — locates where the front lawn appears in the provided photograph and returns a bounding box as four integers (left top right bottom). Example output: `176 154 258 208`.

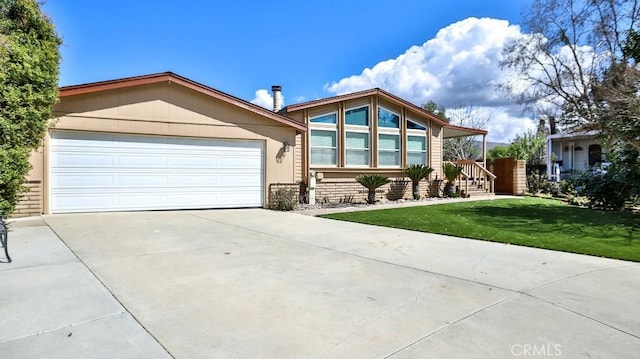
320 197 640 262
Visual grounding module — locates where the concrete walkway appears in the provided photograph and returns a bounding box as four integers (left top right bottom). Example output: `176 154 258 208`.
2 209 639 358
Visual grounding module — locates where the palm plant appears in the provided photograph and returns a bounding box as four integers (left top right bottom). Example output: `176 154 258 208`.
356 174 391 204
404 164 434 200
442 163 463 197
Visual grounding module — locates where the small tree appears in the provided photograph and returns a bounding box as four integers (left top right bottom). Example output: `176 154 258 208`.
404 164 433 200
0 0 61 214
356 174 390 204
442 163 463 197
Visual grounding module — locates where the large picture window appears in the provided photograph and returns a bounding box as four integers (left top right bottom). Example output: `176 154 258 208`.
346 132 370 166
379 134 400 166
310 130 337 165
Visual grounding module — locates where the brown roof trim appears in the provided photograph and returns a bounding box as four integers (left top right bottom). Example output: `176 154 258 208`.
281 88 380 112
282 88 449 126
58 72 307 132
283 87 487 135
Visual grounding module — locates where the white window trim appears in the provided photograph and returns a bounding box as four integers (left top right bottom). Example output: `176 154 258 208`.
378 106 401 129
407 134 428 166
309 112 339 167
378 131 401 168
310 111 338 125
344 128 371 168
344 105 370 128
406 117 428 166
407 117 427 131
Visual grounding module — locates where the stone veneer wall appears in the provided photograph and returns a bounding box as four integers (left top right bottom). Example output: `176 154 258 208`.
315 178 436 204
13 180 43 217
514 159 527 195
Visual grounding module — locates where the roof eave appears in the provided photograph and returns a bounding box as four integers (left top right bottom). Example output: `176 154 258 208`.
58 72 307 132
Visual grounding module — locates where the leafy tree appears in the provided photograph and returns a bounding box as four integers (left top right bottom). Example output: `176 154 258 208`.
486 130 546 166
500 0 640 129
0 0 60 214
422 100 447 120
487 145 511 161
500 0 640 208
508 130 546 169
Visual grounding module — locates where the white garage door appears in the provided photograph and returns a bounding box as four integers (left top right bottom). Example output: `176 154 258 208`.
50 131 264 213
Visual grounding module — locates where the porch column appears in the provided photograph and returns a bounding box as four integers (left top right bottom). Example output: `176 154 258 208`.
482 134 487 166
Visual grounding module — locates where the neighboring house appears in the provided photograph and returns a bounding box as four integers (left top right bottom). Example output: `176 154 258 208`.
15 72 491 216
546 131 604 181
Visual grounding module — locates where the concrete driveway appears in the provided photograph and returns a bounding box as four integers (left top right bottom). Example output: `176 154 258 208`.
2 209 640 358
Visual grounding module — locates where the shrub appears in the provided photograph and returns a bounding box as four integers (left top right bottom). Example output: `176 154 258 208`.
566 195 590 207
442 163 463 197
527 170 552 194
404 164 433 199
356 174 390 204
581 170 630 211
270 187 297 211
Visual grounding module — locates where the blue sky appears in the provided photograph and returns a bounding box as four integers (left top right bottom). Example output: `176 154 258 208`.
42 0 531 142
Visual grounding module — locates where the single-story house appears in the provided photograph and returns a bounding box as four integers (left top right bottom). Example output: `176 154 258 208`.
546 131 604 181
15 72 493 216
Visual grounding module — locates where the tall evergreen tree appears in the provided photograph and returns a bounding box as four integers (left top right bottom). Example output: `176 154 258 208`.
0 0 60 214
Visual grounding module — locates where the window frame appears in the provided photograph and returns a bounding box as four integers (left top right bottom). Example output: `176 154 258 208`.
344 105 370 127
309 111 339 167
377 106 401 129
345 129 371 167
378 132 401 167
406 117 428 166
343 105 370 167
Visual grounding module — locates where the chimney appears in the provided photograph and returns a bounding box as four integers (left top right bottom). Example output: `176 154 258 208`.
271 85 282 112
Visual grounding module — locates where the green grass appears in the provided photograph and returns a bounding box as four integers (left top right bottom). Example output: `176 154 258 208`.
320 197 640 262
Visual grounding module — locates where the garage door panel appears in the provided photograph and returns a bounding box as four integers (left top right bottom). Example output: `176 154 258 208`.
118 175 170 187
50 132 264 213
53 153 115 167
117 155 169 167
170 156 220 168
53 174 115 187
218 174 261 186
53 195 115 212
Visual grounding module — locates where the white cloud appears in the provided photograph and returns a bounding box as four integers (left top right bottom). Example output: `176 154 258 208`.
250 89 277 109
324 17 536 143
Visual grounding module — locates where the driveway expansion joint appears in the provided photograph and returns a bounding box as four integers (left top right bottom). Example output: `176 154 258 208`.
43 219 177 359
0 311 126 345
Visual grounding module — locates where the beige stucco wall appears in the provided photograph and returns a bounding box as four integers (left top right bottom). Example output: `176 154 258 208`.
25 82 300 214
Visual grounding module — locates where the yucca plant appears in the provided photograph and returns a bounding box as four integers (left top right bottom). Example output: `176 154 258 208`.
356 174 391 204
404 164 434 200
443 163 463 197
